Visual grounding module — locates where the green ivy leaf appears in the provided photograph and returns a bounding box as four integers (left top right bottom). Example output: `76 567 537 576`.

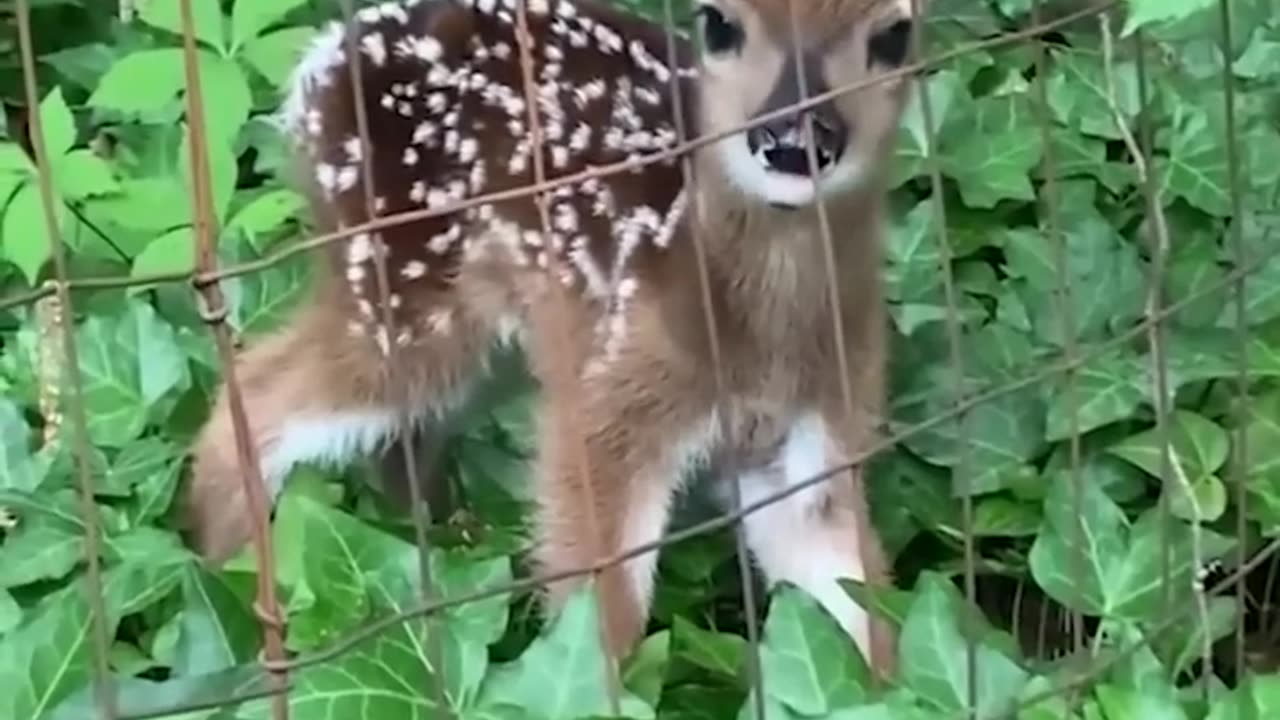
88 49 188 116
0 521 83 589
2 182 66 285
940 94 1044 208
225 252 310 337
1108 410 1231 522
191 55 253 146
1237 390 1280 533
1206 673 1280 720
1095 683 1189 720
622 631 671 709
1045 349 1147 441
478 584 654 719
179 123 240 223
899 575 1029 718
89 49 249 145
130 227 195 284
55 150 118 201
1029 473 1235 619
671 615 748 683
1159 105 1232 216
231 0 310 49
0 560 184 720
970 496 1041 537
1219 252 1280 329
0 399 46 492
138 0 226 54
758 585 870 715
1121 0 1217 36
884 201 941 304
171 565 260 676
1045 50 1140 141
244 495 509 717
84 177 193 233
225 188 305 248
892 69 966 187
0 143 34 174
240 26 317 87
39 87 76 159
894 362 1046 495
1235 28 1280 79
1152 595 1236 676
0 590 19 635
73 300 191 448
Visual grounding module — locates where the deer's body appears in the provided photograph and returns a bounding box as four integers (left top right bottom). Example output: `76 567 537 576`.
188 0 918 672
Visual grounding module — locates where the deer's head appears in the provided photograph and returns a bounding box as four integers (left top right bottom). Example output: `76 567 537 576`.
692 0 920 208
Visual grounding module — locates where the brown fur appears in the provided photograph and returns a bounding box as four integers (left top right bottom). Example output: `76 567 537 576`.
186 0 920 674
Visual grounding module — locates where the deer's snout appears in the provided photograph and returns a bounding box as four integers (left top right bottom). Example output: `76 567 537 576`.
746 108 848 177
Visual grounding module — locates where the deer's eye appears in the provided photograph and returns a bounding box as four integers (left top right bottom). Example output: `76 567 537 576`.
868 19 912 67
696 4 743 55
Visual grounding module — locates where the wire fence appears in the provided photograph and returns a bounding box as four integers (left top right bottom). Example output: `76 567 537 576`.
3 0 1279 718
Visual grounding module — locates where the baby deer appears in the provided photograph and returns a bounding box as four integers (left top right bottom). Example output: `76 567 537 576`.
187 0 920 673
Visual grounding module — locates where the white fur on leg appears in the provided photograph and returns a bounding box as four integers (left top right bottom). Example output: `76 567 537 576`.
618 413 720 614
734 412 873 657
260 409 401 500
619 481 674 610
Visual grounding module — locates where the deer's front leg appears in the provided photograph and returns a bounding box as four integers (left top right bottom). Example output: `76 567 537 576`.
531 359 713 659
733 409 896 675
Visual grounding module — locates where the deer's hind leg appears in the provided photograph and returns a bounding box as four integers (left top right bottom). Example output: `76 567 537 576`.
185 273 497 565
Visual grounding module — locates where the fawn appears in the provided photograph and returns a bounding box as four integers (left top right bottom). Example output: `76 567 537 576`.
187 0 919 672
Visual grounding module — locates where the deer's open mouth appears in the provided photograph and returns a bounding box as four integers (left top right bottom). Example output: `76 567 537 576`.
746 117 844 178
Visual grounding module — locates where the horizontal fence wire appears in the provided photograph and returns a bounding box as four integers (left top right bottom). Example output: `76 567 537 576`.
2 0 1274 719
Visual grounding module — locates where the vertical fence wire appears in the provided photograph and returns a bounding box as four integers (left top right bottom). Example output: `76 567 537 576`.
1027 0 1066 670
1216 0 1251 683
653 4 770 719
509 0 624 708
908 0 978 712
13 1 116 717
783 0 881 679
331 0 450 711
1124 13 1185 690
172 1 291 718
1048 5 1088 670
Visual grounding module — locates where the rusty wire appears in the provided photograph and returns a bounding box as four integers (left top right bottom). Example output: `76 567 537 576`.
907 0 978 710
13 1 115 718
1216 0 1251 680
172 1 291 719
5 0 1276 718
332 0 450 713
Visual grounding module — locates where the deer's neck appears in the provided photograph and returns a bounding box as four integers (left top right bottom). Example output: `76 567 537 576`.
686 160 884 335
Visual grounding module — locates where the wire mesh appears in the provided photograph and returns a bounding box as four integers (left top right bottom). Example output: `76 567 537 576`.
2 0 1279 719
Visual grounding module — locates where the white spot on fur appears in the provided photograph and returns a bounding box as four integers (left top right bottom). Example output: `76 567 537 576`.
360 32 388 65
401 260 427 279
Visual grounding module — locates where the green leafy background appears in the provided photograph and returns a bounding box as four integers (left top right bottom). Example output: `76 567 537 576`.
2 0 1280 718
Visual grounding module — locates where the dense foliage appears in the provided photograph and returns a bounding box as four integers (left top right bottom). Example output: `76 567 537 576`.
1 0 1279 718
